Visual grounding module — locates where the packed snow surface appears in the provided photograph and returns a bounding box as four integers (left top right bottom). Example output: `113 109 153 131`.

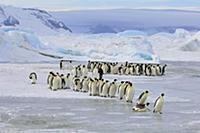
0 61 200 132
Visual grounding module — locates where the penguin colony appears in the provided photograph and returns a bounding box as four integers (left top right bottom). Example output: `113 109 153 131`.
30 60 166 114
86 61 167 76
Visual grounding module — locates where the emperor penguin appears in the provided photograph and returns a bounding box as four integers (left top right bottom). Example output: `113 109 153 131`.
51 73 62 91
156 64 162 76
129 65 134 75
118 81 126 100
88 78 94 95
65 73 72 89
125 66 130 75
29 72 37 84
113 64 119 74
161 64 167 75
135 65 140 76
92 65 99 79
153 93 165 114
81 65 88 77
98 79 104 95
60 60 64 70
81 76 89 92
108 79 117 98
47 72 54 89
125 82 135 103
74 78 82 92
60 74 66 89
90 78 98 96
137 90 149 105
145 65 152 76
151 65 157 76
101 80 109 97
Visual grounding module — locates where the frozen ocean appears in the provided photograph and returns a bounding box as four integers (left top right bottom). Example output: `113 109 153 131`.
0 61 200 133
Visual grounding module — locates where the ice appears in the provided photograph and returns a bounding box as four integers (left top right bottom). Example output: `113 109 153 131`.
0 5 71 35
52 9 200 34
0 61 199 132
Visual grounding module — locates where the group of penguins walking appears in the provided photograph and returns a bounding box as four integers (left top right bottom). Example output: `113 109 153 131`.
29 60 165 114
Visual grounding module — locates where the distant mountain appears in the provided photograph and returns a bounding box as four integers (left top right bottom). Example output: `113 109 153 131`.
0 5 72 35
52 9 200 34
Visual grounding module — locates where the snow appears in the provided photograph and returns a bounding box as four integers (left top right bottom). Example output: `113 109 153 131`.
0 62 200 132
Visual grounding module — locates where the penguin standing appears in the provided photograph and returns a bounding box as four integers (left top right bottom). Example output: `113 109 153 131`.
153 93 165 114
151 65 157 76
118 81 126 100
81 65 88 77
60 60 64 70
108 79 117 98
51 73 61 91
74 78 82 92
137 90 149 105
161 64 167 75
47 72 54 89
90 78 98 96
29 72 37 84
101 80 109 97
98 79 105 96
125 82 135 103
81 76 89 92
156 64 162 76
65 73 72 89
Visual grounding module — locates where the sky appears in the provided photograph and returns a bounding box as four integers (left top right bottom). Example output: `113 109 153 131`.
0 0 200 11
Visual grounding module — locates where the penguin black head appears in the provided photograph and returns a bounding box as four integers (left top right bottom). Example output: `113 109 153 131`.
146 102 150 106
84 76 87 78
129 82 132 86
161 93 165 96
67 73 70 76
61 74 64 76
106 80 109 83
145 90 149 93
70 60 72 63
114 79 117 82
121 81 124 83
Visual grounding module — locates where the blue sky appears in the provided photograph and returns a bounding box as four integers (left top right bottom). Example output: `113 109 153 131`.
0 0 199 11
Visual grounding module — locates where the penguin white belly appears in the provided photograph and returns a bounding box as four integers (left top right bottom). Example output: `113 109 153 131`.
154 99 164 113
91 82 98 96
151 67 156 76
64 78 71 89
75 82 81 91
118 85 125 99
109 84 117 97
93 68 99 78
156 67 161 76
52 77 59 91
125 87 134 102
102 84 109 97
48 76 53 88
82 80 88 92
31 78 36 84
138 94 148 105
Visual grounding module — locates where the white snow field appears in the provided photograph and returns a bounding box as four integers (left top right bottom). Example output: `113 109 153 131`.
0 61 200 132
